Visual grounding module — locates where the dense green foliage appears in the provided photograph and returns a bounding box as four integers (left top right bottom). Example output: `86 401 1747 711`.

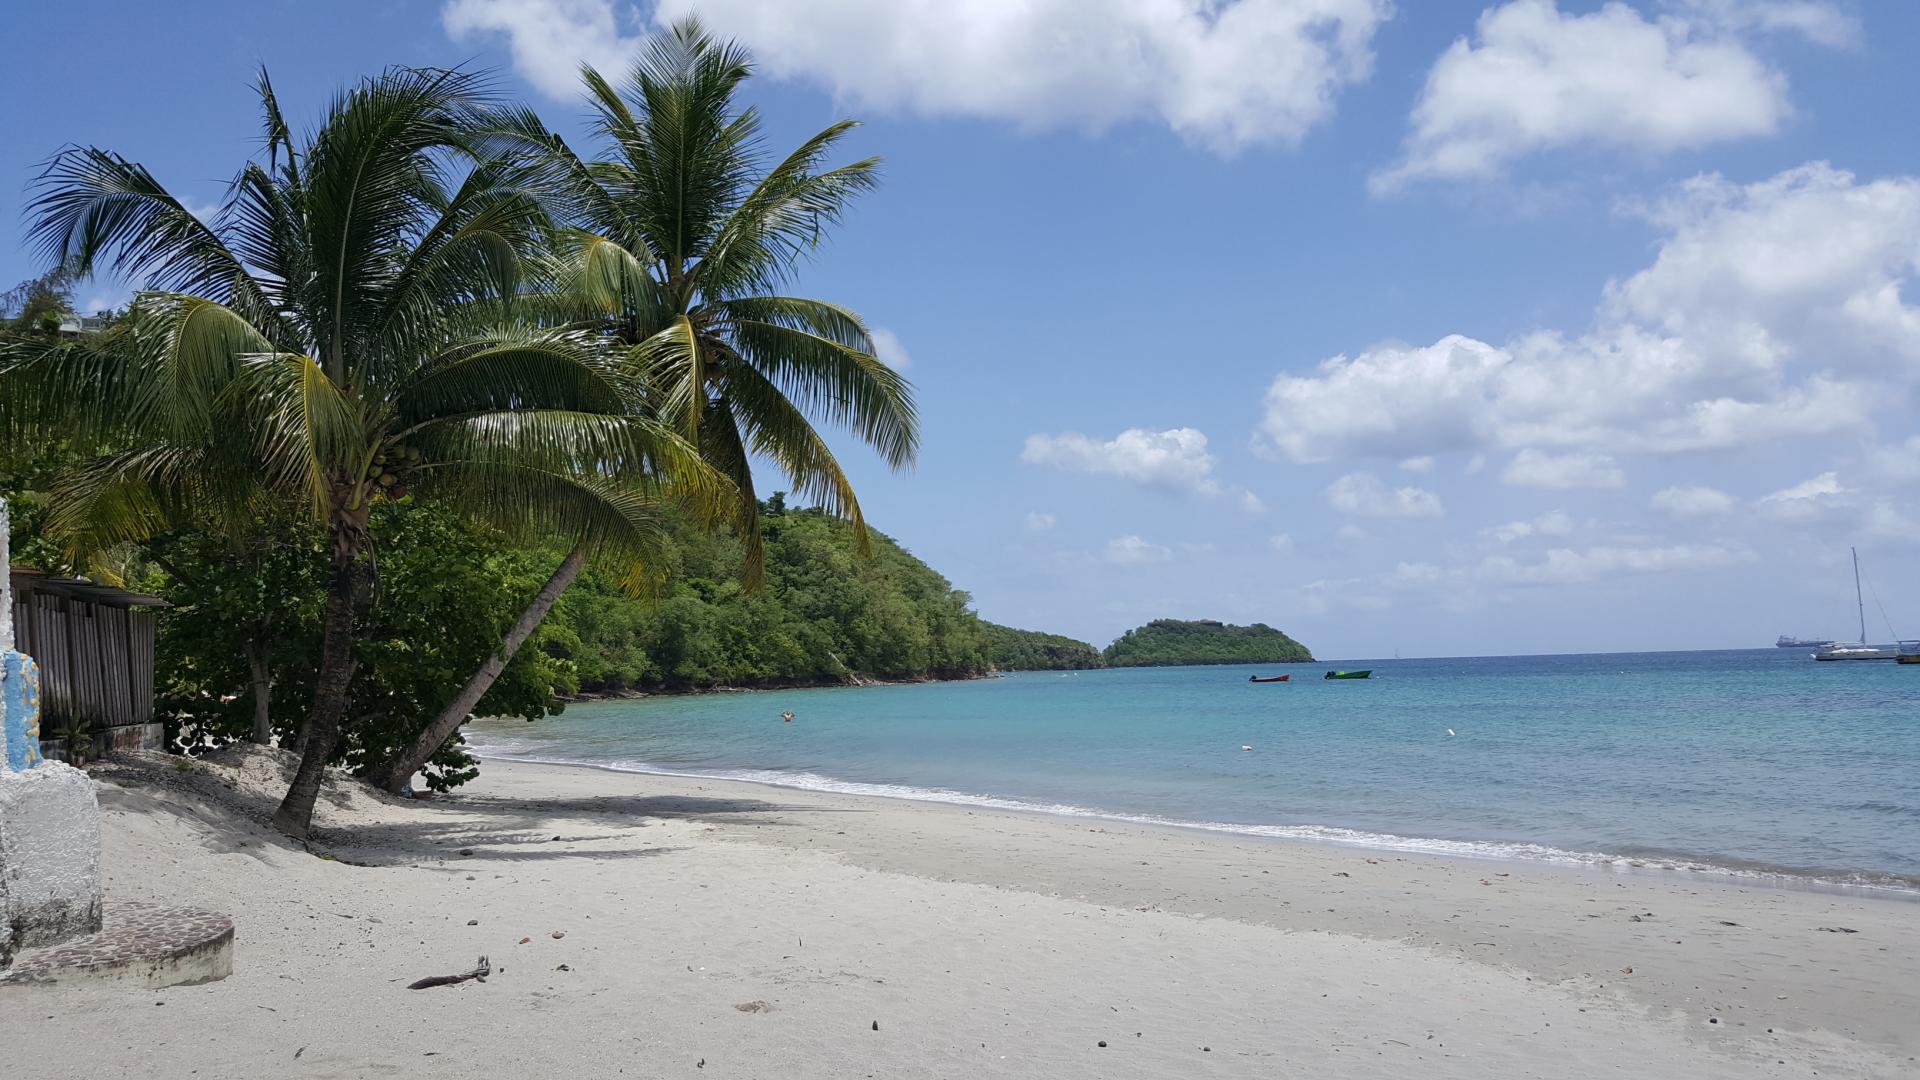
1 267 78 340
553 503 987 691
145 503 574 790
138 496 1001 789
1102 619 1313 667
980 622 1104 671
44 494 1017 791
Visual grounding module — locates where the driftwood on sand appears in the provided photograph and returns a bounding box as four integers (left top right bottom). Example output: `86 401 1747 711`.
408 955 491 990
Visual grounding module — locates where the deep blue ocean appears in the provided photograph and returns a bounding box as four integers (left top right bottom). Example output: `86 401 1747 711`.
468 649 1920 891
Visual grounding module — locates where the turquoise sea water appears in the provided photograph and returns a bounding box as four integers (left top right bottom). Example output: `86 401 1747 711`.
467 649 1920 892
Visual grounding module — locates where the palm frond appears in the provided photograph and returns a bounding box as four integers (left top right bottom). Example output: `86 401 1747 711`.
254 66 301 188
624 316 706 442
548 230 663 323
722 305 918 468
27 147 264 308
45 446 217 555
701 124 879 298
232 352 367 512
1 294 276 451
617 19 760 266
222 163 311 342
418 461 675 596
393 329 630 424
694 398 765 585
365 159 554 369
411 409 732 511
717 358 869 554
298 65 496 381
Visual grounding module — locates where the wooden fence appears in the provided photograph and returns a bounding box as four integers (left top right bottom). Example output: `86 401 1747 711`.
8 571 165 754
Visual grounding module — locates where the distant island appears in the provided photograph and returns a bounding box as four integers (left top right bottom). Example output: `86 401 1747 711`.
1102 619 1313 667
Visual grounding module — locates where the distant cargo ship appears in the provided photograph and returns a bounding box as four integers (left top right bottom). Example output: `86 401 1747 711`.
1776 635 1836 648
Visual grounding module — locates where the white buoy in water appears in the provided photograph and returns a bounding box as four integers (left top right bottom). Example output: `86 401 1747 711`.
1446 729 1456 737
1241 745 1253 752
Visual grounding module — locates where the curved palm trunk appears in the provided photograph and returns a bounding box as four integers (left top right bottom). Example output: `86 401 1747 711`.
373 544 588 794
271 536 365 838
246 644 274 745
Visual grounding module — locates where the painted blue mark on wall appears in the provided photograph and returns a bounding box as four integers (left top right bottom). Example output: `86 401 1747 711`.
2 649 44 771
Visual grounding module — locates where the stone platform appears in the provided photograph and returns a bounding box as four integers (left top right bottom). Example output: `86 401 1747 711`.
1 902 233 988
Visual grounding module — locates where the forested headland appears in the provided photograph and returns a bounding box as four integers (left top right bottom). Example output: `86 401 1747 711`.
979 622 1105 671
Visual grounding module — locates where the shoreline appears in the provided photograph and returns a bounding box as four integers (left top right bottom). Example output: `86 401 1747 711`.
7 748 1915 1078
558 669 999 702
465 745 1920 901
555 655 1336 702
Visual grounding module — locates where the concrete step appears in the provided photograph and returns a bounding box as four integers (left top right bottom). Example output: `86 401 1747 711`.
2 902 232 988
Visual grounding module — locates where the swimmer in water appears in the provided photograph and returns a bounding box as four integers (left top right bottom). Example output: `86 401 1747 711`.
782 711 794 723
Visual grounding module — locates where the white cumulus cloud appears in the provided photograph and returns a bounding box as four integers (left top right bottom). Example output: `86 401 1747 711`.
1757 470 1850 518
1025 511 1057 532
1326 472 1444 518
1867 436 1920 484
448 0 1394 152
1651 484 1735 515
1262 164 1913 464
1106 535 1173 566
443 0 638 97
1483 509 1576 544
1501 449 1626 489
1674 0 1860 47
1373 0 1848 191
1751 470 1916 538
1023 427 1218 493
1476 543 1754 586
1387 561 1446 587
869 327 911 370
1605 164 1920 373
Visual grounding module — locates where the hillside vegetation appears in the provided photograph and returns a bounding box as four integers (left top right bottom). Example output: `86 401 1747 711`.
1102 619 1313 667
556 504 990 692
980 622 1105 671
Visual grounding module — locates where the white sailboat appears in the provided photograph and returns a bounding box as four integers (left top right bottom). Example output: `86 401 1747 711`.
1812 548 1902 660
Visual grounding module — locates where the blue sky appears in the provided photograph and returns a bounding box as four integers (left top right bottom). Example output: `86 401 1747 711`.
5 1 1918 657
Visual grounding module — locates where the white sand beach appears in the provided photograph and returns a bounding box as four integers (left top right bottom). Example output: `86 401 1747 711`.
3 749 1915 1079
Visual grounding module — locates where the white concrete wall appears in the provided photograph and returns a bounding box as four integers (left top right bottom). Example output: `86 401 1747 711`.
0 762 104 960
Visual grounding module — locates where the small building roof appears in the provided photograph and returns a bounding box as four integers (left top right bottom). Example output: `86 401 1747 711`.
8 568 168 609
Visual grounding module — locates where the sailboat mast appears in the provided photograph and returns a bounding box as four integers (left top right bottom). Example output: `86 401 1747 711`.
1852 546 1867 644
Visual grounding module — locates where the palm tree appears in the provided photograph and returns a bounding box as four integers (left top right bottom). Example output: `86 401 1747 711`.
563 21 918 556
10 67 721 838
370 21 920 792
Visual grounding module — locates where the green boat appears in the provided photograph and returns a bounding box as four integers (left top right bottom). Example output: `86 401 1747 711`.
1324 669 1372 680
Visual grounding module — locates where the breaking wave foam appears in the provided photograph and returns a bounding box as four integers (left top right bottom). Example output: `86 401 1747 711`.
466 736 1920 897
